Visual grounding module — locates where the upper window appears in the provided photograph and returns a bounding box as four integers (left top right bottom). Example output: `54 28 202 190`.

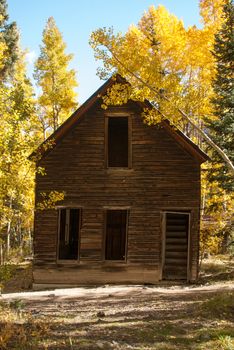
107 116 129 167
105 209 128 261
58 208 81 260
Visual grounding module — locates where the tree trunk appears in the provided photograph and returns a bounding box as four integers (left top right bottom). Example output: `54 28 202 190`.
6 220 11 260
0 243 3 265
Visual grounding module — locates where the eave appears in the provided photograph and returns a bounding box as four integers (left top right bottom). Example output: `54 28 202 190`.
29 74 209 164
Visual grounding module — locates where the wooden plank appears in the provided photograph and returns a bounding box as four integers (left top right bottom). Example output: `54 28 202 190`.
34 102 201 284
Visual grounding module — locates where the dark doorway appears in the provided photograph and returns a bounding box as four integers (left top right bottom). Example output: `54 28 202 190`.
162 212 190 280
58 208 80 260
105 210 128 260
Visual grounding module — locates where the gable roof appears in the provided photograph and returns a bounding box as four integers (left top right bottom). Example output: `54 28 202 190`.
30 74 209 163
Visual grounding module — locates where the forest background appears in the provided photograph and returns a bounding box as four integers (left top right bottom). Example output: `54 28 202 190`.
0 0 233 267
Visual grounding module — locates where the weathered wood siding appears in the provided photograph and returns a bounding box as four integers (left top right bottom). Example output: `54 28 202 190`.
33 101 201 286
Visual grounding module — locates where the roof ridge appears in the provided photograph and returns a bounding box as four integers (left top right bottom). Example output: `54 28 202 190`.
29 74 208 163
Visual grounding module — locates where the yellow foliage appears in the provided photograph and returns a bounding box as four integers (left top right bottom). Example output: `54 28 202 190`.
200 0 225 29
90 1 232 255
0 37 7 72
0 48 38 243
90 1 226 129
142 108 164 125
35 17 78 133
201 162 234 255
36 191 65 210
102 83 132 109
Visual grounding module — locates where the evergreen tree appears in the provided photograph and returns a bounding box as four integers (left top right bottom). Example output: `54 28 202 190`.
208 0 234 192
0 0 19 80
34 17 78 135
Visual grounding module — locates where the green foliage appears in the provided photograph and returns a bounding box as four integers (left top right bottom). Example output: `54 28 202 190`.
199 292 234 318
201 0 234 254
9 299 25 312
207 0 234 192
217 335 234 350
0 0 19 80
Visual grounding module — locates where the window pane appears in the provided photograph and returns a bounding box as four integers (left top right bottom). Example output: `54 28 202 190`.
105 210 127 260
108 117 128 167
58 209 80 260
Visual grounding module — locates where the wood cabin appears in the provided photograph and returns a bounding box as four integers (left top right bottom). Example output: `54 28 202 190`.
32 75 208 289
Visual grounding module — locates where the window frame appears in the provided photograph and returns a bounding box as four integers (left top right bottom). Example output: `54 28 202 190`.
105 113 132 169
103 208 129 263
56 207 82 264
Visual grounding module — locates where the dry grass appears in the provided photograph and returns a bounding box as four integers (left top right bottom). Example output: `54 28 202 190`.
200 255 234 276
0 300 50 349
0 255 233 350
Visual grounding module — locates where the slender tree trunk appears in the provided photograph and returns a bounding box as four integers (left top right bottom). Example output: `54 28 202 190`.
38 114 48 141
6 196 12 261
0 242 3 265
42 122 47 141
6 220 11 260
18 221 23 259
201 191 206 218
28 228 33 257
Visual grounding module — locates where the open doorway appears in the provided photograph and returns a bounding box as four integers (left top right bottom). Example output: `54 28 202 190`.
162 212 190 280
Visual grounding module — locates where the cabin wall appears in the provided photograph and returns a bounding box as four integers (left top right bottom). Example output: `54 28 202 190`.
33 102 201 286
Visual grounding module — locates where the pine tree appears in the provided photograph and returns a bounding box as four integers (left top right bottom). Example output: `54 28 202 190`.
34 17 78 135
0 0 19 80
207 0 234 192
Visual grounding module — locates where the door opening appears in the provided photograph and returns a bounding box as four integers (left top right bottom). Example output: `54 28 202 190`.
162 212 190 280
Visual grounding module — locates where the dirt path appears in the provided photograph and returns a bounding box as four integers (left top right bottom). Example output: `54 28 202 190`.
1 283 234 350
1 282 234 300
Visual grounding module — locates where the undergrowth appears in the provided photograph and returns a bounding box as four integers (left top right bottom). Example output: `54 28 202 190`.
199 291 234 319
0 264 17 290
0 301 49 349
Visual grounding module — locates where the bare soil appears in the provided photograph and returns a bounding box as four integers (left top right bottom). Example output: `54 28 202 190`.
0 257 233 349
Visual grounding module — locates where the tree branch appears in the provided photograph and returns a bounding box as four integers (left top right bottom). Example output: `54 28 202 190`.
106 47 234 175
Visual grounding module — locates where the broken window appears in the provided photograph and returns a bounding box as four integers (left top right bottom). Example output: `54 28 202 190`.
105 210 128 260
108 117 129 167
58 208 80 260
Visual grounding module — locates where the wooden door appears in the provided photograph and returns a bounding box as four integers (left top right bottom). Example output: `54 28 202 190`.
105 210 127 261
162 212 190 280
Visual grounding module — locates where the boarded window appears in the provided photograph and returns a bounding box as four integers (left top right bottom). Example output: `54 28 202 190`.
105 210 127 260
108 117 129 167
58 208 80 260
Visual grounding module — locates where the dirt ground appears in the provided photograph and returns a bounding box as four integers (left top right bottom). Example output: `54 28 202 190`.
0 258 234 349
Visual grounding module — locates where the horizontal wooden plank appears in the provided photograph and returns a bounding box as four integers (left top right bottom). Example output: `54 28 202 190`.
34 103 201 284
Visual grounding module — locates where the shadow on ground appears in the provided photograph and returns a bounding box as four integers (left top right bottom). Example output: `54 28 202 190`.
1 284 233 349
